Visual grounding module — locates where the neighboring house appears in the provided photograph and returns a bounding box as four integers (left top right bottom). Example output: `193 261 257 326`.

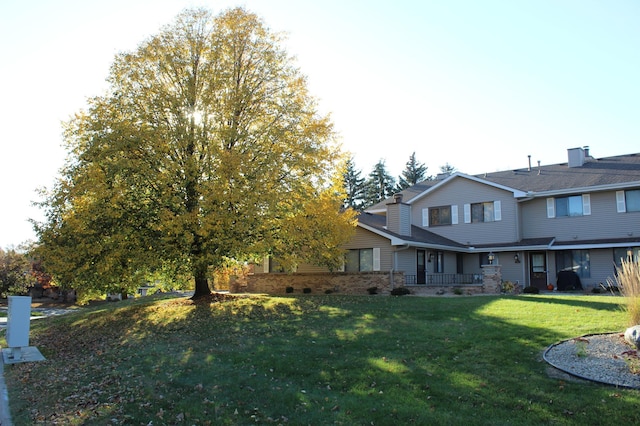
340 147 640 291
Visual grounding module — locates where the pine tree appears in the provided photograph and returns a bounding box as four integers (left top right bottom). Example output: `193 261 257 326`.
396 152 429 191
342 156 366 210
363 160 396 208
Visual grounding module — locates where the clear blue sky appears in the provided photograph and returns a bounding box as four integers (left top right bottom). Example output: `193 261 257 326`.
1 0 639 248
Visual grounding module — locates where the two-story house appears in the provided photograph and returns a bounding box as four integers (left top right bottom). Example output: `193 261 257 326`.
342 147 640 291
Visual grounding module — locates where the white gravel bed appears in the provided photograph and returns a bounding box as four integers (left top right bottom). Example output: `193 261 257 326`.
544 333 640 389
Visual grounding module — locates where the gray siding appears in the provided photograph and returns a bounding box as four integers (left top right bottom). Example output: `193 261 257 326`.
344 227 394 271
387 202 411 236
521 190 640 241
410 178 519 245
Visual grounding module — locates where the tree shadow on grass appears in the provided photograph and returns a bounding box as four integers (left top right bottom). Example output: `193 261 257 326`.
7 293 640 425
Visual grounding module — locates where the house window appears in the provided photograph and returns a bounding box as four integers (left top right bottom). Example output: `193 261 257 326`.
429 206 451 226
627 190 640 211
472 202 493 222
547 195 590 218
614 247 640 267
464 201 501 223
556 250 590 278
345 248 380 272
617 190 640 213
433 251 444 273
556 196 583 217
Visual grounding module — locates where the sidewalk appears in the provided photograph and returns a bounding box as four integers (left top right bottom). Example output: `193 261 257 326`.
0 354 11 426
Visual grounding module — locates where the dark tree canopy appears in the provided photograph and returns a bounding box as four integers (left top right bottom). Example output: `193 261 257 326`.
342 156 366 211
35 8 355 299
363 160 396 208
396 152 429 191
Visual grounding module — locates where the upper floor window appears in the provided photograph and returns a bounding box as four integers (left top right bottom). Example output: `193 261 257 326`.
423 206 458 227
617 190 640 213
547 195 590 218
556 195 583 216
430 206 451 226
464 201 501 223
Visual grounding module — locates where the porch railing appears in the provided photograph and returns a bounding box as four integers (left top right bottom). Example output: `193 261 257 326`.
404 273 482 286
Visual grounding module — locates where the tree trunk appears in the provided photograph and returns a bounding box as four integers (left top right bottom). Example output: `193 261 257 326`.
192 262 211 299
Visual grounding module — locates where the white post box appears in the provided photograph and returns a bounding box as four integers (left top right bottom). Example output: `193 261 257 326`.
6 296 32 360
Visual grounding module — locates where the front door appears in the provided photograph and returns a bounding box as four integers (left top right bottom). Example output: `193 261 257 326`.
417 250 426 284
530 252 547 290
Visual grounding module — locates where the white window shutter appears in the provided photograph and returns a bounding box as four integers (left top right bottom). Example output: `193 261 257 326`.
263 256 270 273
616 191 627 213
463 204 471 223
451 205 459 224
546 198 555 218
582 194 591 215
422 208 429 227
373 248 381 271
494 200 502 221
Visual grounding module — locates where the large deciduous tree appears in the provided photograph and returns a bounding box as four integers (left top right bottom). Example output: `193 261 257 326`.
35 7 355 299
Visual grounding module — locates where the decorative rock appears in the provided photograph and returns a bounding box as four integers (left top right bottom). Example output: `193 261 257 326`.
624 325 640 348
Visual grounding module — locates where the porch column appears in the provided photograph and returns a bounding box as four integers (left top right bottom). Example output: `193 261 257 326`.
482 264 502 293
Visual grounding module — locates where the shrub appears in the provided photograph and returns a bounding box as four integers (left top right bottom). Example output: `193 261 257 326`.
608 258 640 326
390 287 411 296
324 289 333 294
453 287 463 295
285 286 294 293
303 287 312 294
367 286 378 295
523 286 539 294
501 280 515 294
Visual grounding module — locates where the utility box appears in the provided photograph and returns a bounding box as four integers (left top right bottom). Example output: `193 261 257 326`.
6 296 32 360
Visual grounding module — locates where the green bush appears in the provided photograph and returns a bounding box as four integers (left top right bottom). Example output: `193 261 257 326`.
285 286 294 293
523 286 539 294
303 287 312 294
367 287 378 295
390 287 411 296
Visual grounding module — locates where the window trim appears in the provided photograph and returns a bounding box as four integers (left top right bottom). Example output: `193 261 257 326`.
428 205 453 227
464 201 501 223
547 195 590 218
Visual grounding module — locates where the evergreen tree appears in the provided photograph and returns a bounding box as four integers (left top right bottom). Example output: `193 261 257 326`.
342 156 366 210
439 163 457 175
363 160 396 208
396 152 429 191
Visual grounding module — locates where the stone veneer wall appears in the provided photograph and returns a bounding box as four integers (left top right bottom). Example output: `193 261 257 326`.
235 271 405 295
481 264 502 293
233 266 501 296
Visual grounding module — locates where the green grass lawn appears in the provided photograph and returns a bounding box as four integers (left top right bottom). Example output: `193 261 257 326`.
3 293 639 425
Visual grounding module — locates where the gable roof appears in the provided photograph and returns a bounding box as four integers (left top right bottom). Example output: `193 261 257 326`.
357 212 466 249
480 152 640 195
367 151 640 212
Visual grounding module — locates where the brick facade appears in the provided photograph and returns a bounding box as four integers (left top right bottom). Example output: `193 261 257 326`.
232 271 405 295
